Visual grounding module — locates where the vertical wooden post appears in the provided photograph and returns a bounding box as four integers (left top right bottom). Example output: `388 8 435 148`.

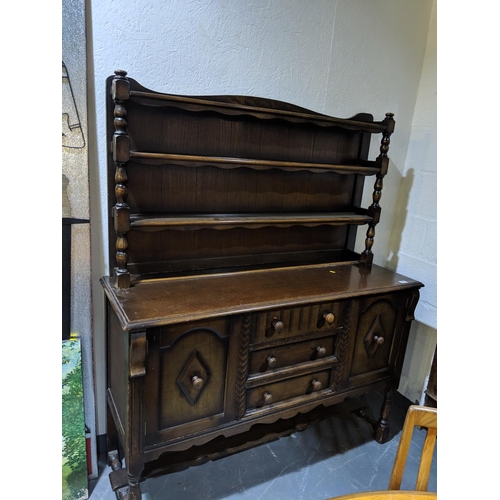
374 385 393 444
361 113 395 267
112 70 131 288
124 375 145 500
331 299 353 391
234 313 251 419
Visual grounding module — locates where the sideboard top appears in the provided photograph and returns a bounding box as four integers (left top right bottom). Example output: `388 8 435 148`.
101 262 423 331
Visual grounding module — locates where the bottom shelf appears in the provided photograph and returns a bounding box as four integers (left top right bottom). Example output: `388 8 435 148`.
129 249 363 283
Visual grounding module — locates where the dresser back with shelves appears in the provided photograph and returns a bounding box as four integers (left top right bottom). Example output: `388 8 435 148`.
106 70 394 286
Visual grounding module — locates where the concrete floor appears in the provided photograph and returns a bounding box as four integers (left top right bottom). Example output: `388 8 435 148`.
88 390 437 500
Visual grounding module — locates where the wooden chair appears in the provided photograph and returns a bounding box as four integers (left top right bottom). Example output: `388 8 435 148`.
327 405 437 500
389 405 437 491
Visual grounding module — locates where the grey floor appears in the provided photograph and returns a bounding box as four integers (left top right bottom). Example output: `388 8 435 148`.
88 391 437 500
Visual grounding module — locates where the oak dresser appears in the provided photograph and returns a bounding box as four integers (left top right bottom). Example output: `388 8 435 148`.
101 70 423 499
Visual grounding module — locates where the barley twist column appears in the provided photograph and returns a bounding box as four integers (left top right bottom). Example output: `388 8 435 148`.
112 70 131 288
361 113 395 267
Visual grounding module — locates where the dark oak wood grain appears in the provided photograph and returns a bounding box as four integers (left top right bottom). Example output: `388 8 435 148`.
105 70 396 282
102 71 423 499
101 262 421 331
129 212 373 231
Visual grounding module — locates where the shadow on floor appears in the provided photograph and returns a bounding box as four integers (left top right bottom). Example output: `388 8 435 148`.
89 390 435 500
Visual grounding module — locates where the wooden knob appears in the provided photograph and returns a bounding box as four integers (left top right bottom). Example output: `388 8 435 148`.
191 375 204 389
311 379 322 391
272 317 284 334
263 392 273 404
315 346 327 358
323 312 335 324
266 356 277 369
374 336 385 345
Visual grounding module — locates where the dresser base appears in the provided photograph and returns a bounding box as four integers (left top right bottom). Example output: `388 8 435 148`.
107 388 395 498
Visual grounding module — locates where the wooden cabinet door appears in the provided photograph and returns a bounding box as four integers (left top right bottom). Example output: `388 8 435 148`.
348 293 406 388
143 317 239 445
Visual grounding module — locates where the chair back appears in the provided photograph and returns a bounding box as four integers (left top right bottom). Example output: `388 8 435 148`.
388 405 437 491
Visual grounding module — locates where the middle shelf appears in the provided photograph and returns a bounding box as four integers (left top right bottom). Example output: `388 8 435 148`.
127 212 373 231
128 151 381 175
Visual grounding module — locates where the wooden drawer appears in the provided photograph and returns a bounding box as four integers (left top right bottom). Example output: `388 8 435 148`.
246 370 330 410
249 336 335 374
252 301 341 345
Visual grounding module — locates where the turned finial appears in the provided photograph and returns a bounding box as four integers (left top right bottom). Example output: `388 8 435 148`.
383 112 395 134
114 69 127 77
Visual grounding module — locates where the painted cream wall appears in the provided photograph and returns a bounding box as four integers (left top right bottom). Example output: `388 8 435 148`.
88 0 435 434
392 0 437 404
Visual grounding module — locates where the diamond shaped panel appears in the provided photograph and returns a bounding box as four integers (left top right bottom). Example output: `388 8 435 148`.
363 315 386 359
177 350 210 405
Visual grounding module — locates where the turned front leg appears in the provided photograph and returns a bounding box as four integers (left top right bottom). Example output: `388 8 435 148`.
124 468 143 500
374 387 393 443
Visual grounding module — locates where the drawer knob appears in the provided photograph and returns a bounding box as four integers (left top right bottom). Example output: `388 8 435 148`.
191 375 204 389
311 379 322 391
373 335 385 345
272 317 284 334
323 312 335 324
263 391 273 404
316 346 327 358
266 356 277 369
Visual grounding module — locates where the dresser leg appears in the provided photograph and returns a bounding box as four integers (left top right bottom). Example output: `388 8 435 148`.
374 387 393 443
108 451 144 499
124 472 142 500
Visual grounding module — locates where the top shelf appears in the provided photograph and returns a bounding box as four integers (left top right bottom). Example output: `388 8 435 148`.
111 73 394 134
128 89 390 132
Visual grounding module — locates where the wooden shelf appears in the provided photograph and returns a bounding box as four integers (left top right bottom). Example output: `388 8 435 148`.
128 151 380 174
129 89 388 133
126 249 363 278
128 212 372 231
